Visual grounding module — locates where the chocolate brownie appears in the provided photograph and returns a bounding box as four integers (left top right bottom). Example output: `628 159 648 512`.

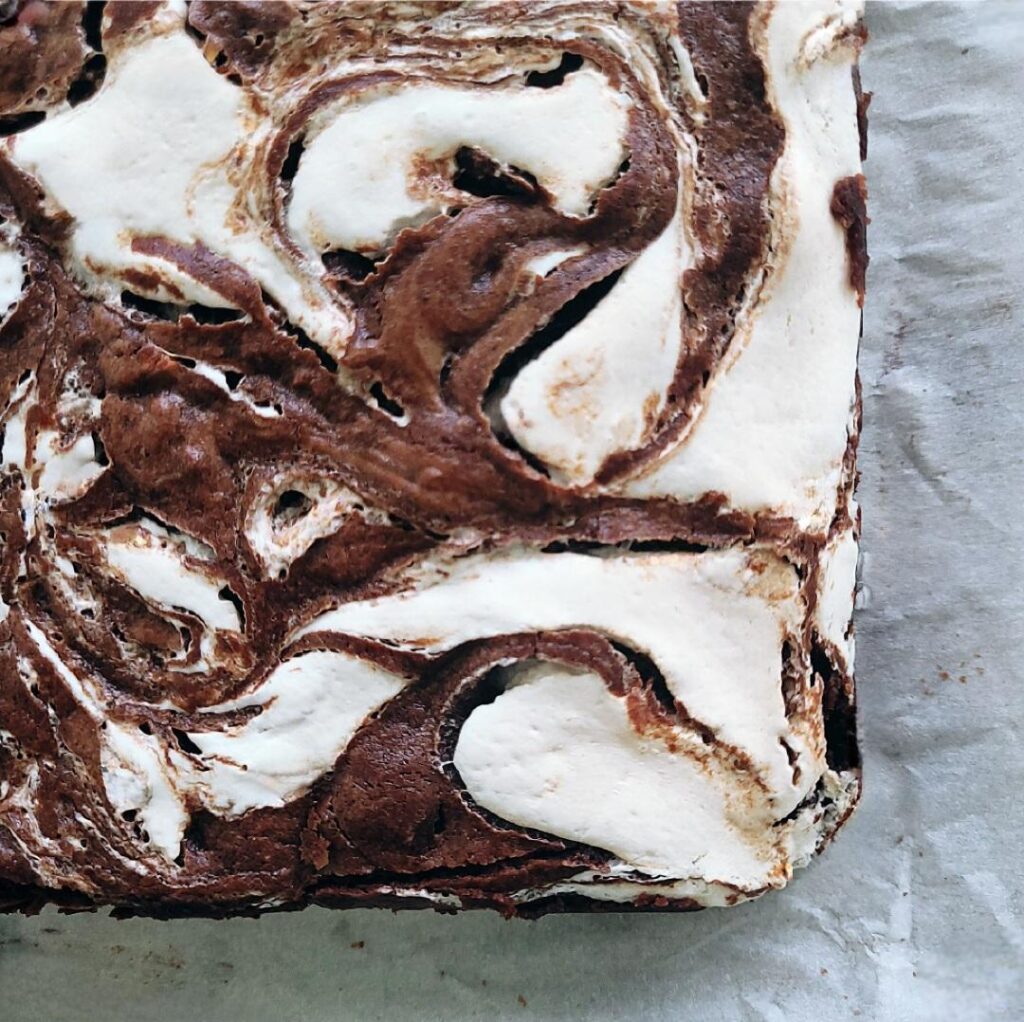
0 0 866 916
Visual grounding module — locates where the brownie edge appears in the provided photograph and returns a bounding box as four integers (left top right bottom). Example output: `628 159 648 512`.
0 0 865 917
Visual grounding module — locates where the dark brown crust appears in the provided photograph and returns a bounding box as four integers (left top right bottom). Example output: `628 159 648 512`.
853 65 872 161
831 174 870 306
187 0 299 82
104 2 163 41
0 1 865 917
0 2 89 121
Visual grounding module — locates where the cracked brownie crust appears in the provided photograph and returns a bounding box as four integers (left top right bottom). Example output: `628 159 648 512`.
0 0 866 917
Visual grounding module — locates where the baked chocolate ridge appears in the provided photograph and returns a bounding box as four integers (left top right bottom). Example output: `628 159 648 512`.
0 2 864 915
0 2 87 121
832 174 870 306
853 65 872 161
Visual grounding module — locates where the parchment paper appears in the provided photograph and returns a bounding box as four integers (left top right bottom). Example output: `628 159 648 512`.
1 3 1021 1019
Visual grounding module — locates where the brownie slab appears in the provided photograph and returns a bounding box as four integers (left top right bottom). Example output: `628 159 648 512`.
0 0 866 916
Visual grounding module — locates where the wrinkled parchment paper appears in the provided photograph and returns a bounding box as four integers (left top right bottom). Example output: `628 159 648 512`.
1 3 1021 1019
